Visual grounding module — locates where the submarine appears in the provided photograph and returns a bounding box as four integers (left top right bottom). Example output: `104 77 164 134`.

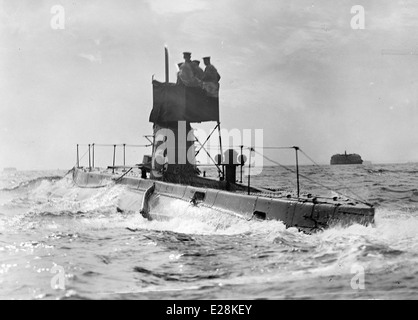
72 48 375 233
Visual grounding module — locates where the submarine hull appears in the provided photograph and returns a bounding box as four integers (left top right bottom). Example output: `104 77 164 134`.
72 167 375 233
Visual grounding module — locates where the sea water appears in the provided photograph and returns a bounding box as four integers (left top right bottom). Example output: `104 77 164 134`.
0 164 418 300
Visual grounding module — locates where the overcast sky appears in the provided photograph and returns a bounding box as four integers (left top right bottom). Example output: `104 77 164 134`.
1 0 418 170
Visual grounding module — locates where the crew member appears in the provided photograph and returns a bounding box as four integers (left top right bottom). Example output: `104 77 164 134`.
192 60 204 80
176 62 184 84
178 52 201 87
202 56 221 83
201 56 220 97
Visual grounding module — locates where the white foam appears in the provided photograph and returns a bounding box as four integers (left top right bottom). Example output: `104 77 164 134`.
25 176 128 217
128 198 288 236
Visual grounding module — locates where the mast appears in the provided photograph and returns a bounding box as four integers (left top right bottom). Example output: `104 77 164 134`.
165 46 169 83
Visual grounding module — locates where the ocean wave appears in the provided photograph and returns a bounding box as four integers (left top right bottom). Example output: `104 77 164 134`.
357 242 404 258
0 176 64 192
3 167 418 300
133 265 229 282
380 187 418 193
366 169 388 174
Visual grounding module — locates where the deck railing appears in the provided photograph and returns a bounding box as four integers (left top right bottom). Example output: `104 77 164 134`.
76 143 151 173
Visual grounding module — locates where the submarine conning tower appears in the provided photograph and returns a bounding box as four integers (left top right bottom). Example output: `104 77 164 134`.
148 48 220 184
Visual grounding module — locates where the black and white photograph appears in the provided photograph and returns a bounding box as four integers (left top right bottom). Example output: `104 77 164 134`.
0 0 417 303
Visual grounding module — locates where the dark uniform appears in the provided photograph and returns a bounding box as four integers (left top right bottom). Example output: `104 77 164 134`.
201 56 220 97
192 60 204 80
178 52 201 87
202 57 221 83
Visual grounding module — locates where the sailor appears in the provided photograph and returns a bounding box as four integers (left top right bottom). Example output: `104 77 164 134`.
176 62 184 84
201 56 220 97
178 52 201 87
192 60 204 80
202 56 221 83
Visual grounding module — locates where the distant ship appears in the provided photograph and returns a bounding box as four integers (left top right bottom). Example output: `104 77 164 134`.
330 151 363 165
3 167 17 172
